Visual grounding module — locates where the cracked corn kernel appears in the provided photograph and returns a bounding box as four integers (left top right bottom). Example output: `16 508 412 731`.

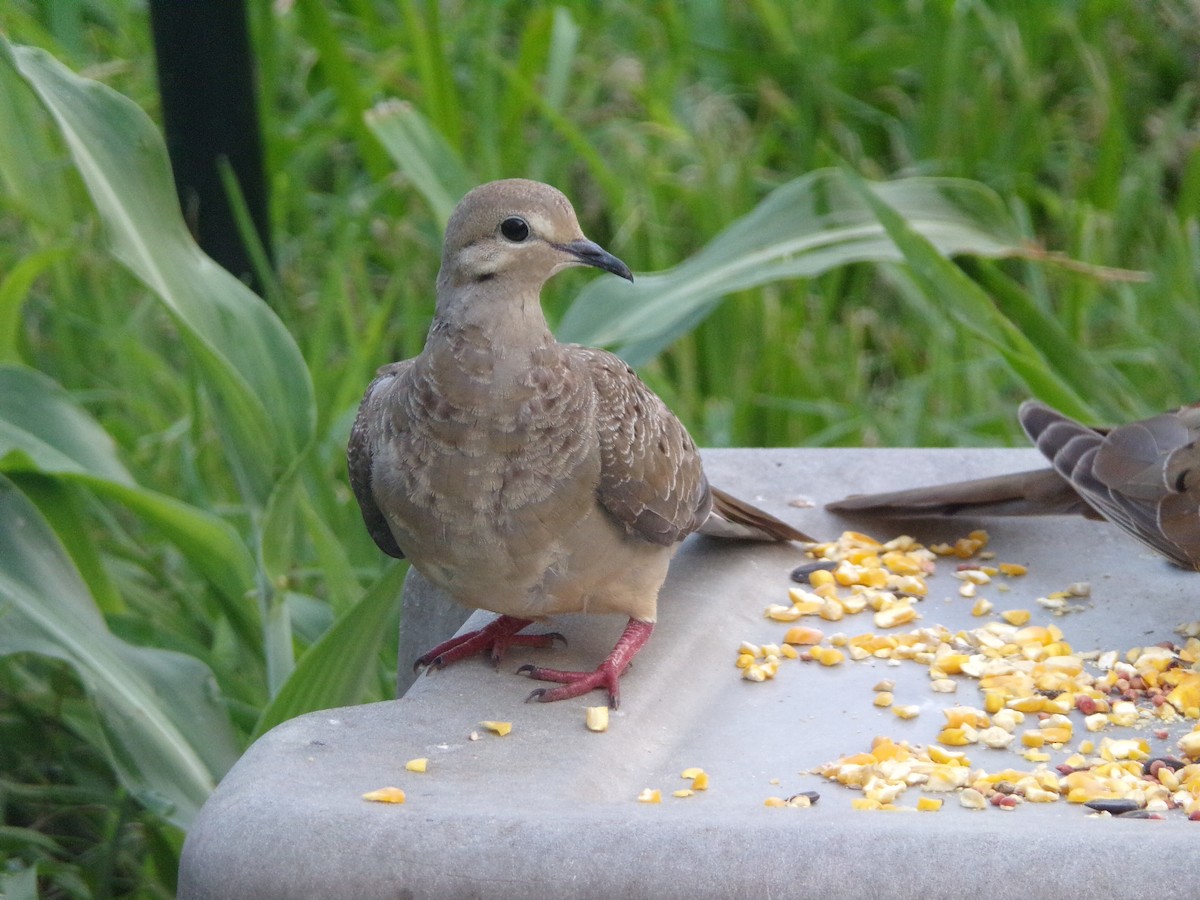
1000 609 1031 626
672 789 694 798
959 788 987 809
480 721 512 736
809 568 836 588
811 646 845 666
1177 730 1200 760
783 625 824 645
917 796 943 812
637 788 662 804
585 707 609 732
971 598 993 616
873 691 894 708
764 796 788 807
893 704 920 719
404 758 428 773
362 787 406 804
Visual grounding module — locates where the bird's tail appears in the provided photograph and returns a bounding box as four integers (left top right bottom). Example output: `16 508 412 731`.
700 486 815 542
825 468 1099 520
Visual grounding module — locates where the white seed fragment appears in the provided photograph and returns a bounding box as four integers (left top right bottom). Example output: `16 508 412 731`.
959 788 987 809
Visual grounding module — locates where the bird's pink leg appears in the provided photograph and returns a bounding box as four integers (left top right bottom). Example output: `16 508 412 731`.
518 618 654 709
414 615 565 672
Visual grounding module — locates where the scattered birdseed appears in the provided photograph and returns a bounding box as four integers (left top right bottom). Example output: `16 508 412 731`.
405 758 428 773
737 529 1200 818
479 721 512 736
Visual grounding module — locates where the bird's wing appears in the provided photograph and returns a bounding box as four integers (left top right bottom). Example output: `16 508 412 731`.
576 347 712 546
1021 400 1200 570
347 361 411 560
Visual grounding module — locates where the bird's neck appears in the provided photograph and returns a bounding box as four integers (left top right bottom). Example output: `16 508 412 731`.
424 283 559 391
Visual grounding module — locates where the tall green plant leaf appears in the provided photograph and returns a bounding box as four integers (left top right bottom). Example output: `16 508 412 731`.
557 169 1034 365
253 561 406 737
366 99 475 228
0 475 240 830
843 168 1096 420
0 364 258 643
1 38 316 506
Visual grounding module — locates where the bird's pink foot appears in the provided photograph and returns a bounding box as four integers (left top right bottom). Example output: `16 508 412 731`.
519 619 654 709
414 615 565 672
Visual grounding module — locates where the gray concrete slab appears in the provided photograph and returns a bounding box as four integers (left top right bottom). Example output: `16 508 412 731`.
180 449 1200 899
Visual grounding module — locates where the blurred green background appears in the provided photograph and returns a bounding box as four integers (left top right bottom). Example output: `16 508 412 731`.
1 1 1197 896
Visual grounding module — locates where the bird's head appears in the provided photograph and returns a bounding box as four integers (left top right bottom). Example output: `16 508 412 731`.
436 179 633 297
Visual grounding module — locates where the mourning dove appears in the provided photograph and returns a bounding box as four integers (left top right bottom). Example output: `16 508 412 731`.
827 400 1200 570
348 179 811 708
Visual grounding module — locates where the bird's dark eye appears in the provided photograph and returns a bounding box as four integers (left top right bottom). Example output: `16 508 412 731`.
500 216 530 242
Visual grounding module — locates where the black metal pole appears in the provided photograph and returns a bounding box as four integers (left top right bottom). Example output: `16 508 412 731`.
148 0 272 296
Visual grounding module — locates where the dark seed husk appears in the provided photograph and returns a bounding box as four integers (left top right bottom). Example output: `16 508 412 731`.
1085 798 1142 815
790 561 837 582
787 791 820 805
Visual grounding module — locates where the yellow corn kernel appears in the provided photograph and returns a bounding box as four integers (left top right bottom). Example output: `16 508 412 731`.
818 598 845 622
1001 609 1031 626
786 588 825 614
1023 787 1057 803
917 796 943 812
763 796 787 808
808 568 836 588
672 789 695 798
362 786 406 804
1021 730 1045 748
971 598 994 617
998 562 1027 577
637 788 662 804
405 758 429 773
813 647 845 667
893 704 921 720
764 603 803 622
779 643 799 659
691 771 710 791
1177 730 1200 760
943 706 989 728
874 603 918 629
480 721 512 736
928 745 968 766
882 552 922 576
585 707 609 733
873 691 894 708
783 625 824 645
1007 695 1047 713
1040 726 1072 745
735 653 755 669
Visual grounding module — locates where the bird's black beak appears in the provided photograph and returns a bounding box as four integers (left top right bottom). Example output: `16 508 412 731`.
559 239 634 282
